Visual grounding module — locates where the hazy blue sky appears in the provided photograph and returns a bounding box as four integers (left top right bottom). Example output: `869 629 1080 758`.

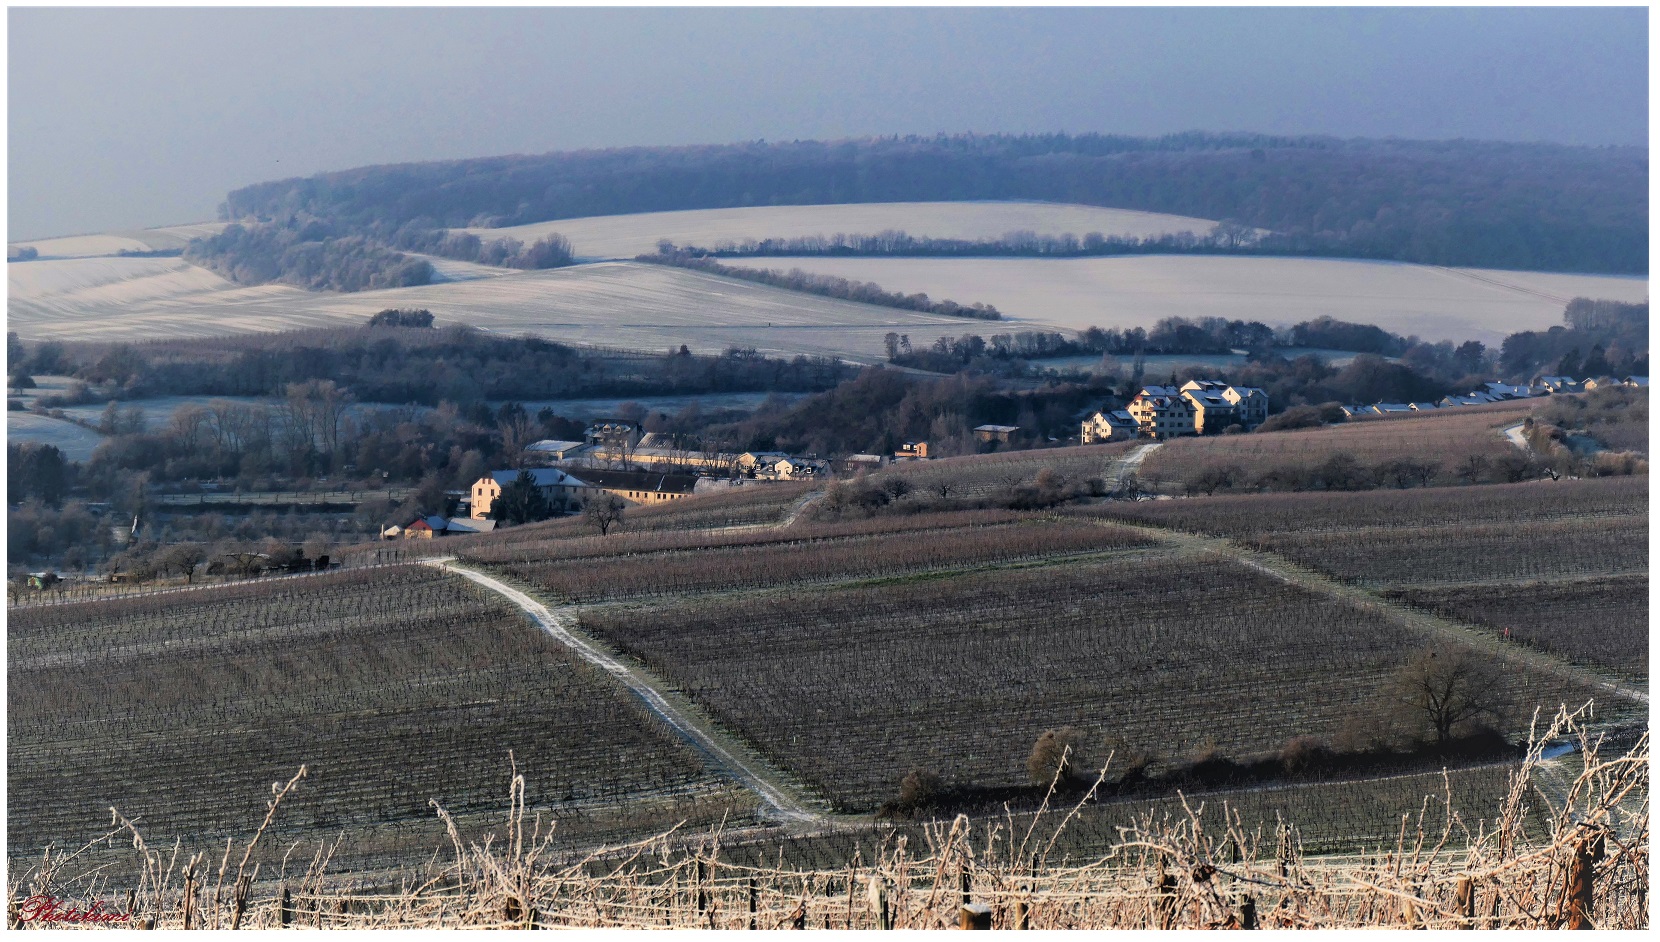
8 6 1648 239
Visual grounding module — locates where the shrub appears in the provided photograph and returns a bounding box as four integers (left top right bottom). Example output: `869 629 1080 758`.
1027 727 1085 788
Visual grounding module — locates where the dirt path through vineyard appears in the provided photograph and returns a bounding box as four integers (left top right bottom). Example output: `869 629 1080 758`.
426 558 828 826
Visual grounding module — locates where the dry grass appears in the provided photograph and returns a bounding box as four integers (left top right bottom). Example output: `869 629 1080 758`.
9 706 1643 929
1138 402 1533 487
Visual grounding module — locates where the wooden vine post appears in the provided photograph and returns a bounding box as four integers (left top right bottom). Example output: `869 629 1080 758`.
1564 829 1606 930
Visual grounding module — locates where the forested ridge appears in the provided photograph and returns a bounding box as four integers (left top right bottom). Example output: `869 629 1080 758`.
221 132 1647 274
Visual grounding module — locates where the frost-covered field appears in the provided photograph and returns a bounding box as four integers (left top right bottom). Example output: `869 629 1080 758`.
9 222 227 259
722 255 1649 346
7 259 968 363
460 201 1223 260
6 412 104 462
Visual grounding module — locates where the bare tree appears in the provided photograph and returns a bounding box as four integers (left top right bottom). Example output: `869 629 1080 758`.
931 472 962 499
1389 647 1504 745
1456 454 1491 484
582 495 627 536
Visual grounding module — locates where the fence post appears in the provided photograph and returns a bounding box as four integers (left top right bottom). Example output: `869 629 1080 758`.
279 884 292 928
748 876 757 930
960 902 992 930
1454 876 1474 929
1155 856 1178 929
1565 829 1605 930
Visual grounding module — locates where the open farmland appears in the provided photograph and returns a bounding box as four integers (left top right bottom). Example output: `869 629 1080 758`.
574 556 1596 812
460 201 1225 260
722 255 1650 347
7 566 756 876
8 259 979 363
8 222 226 259
1138 401 1534 487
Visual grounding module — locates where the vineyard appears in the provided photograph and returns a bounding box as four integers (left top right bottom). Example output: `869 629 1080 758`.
1088 476 1645 538
574 556 1599 811
7 566 756 878
1383 575 1648 683
10 708 1644 928
489 516 1156 602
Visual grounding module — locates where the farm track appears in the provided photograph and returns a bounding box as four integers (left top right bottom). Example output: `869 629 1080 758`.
1114 442 1162 489
1101 520 1649 707
424 558 831 828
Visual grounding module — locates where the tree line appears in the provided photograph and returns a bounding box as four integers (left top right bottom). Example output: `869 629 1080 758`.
12 326 854 406
183 218 577 292
220 132 1646 274
639 251 1002 320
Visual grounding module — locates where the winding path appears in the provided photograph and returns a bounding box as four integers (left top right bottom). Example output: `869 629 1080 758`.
1114 441 1163 489
423 557 824 826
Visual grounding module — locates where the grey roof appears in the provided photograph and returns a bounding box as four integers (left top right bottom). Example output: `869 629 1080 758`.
526 439 586 452
445 518 497 534
490 468 583 487
1140 385 1181 397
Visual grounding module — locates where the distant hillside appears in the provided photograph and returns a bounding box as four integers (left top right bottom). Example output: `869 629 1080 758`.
223 133 1647 274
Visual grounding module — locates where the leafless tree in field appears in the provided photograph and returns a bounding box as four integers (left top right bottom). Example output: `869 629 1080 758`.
1388 647 1504 745
583 496 627 536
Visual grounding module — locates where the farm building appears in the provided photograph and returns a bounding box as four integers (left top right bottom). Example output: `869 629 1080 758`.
526 439 589 461
974 424 1020 443
839 454 887 474
576 468 700 505
1080 410 1138 444
1625 376 1648 388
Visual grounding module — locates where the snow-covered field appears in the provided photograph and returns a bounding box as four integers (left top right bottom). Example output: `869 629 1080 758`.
7 259 967 363
460 201 1224 260
722 255 1649 346
6 412 105 462
9 222 227 259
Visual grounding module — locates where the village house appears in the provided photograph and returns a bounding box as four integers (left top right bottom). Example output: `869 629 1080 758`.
1177 380 1269 430
1581 376 1619 391
1183 390 1239 434
738 451 791 472
585 419 643 450
470 468 588 519
894 441 930 460
1625 376 1648 388
1127 388 1196 439
1370 403 1413 415
1535 376 1582 394
1080 409 1138 444
769 457 827 480
1483 382 1540 400
1408 402 1439 411
1439 394 1498 407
